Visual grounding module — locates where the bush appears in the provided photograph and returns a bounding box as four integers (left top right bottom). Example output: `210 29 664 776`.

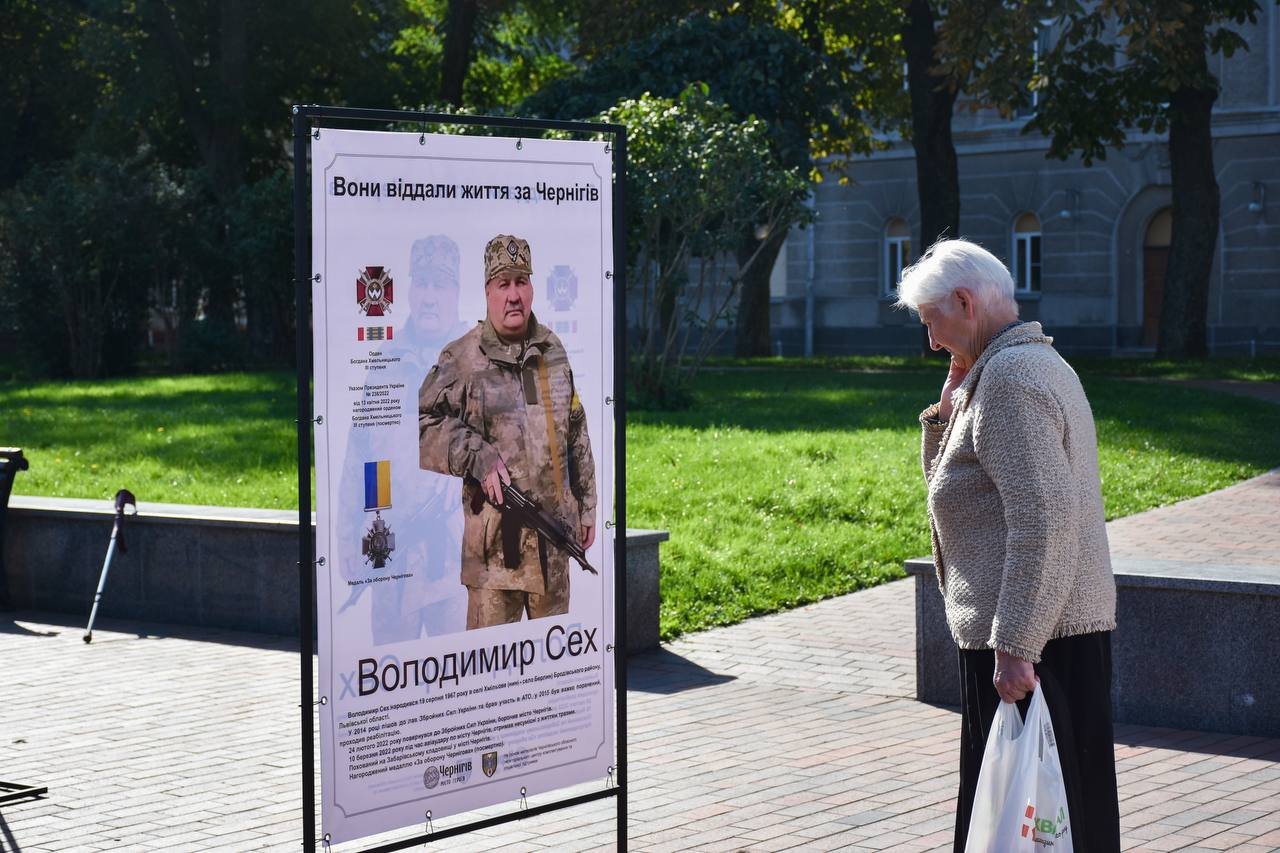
598 86 812 408
0 153 170 378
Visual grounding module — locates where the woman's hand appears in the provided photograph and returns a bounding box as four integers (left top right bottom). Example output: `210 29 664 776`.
994 650 1037 704
938 356 970 421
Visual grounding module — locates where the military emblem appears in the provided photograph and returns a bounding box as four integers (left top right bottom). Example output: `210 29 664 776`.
361 460 395 568
547 265 578 312
506 239 519 260
357 266 394 316
482 751 498 778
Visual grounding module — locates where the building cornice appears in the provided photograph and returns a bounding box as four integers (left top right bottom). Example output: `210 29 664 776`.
860 107 1280 162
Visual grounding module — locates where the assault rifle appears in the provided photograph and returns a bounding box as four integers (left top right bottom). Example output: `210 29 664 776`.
474 481 598 575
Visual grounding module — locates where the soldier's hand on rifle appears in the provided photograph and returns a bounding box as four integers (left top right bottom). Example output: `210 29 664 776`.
581 523 595 551
483 457 511 505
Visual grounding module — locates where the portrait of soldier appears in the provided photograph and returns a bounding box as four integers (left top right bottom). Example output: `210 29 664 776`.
418 234 597 629
337 234 472 644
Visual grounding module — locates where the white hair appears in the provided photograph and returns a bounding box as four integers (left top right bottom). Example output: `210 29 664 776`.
894 238 1016 314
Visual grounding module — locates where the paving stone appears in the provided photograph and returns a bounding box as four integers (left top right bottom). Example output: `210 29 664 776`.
4 471 1280 850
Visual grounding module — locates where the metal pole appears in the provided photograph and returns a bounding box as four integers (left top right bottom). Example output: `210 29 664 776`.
612 127 629 853
804 194 816 358
292 104 317 853
83 537 117 641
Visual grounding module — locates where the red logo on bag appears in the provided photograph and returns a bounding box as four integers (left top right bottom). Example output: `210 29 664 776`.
1021 804 1069 842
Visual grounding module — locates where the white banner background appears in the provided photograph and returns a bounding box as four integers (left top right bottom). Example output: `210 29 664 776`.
311 128 615 845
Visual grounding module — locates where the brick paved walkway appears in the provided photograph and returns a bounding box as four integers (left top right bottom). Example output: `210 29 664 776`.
3 476 1280 851
1107 467 1280 569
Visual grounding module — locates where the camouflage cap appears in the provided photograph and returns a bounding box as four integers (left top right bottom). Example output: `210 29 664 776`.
410 235 460 286
484 234 533 283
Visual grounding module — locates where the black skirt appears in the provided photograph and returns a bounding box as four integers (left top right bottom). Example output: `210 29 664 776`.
954 631 1121 853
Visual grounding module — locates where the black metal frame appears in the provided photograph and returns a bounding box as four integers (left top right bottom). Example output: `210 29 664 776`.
291 104 627 852
0 450 46 805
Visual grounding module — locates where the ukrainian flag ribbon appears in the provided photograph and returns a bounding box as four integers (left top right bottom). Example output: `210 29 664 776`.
363 460 391 511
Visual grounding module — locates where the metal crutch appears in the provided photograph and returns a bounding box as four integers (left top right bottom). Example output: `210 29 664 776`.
84 489 136 643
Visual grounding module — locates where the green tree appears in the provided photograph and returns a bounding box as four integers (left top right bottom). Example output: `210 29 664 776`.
903 1 960 260
0 2 98 190
395 0 576 110
950 0 1266 357
0 154 175 377
598 87 812 407
524 10 904 356
3 0 437 372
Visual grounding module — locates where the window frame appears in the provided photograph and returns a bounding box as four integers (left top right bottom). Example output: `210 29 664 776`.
883 220 912 297
1012 217 1042 293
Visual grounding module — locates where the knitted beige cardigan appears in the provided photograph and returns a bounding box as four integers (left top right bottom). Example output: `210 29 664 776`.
919 321 1116 662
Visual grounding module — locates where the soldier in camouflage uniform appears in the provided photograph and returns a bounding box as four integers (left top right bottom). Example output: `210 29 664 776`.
418 234 597 629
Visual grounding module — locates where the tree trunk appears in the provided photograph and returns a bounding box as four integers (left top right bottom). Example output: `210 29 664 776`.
143 0 244 199
904 0 960 251
1159 79 1219 359
441 0 480 107
212 0 245 193
903 0 960 356
734 227 786 357
143 0 245 336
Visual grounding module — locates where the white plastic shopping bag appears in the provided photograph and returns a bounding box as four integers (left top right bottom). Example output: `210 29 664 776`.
965 685 1073 852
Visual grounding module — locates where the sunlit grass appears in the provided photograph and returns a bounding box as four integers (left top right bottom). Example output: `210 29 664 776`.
629 368 1280 639
4 365 1276 639
0 373 303 508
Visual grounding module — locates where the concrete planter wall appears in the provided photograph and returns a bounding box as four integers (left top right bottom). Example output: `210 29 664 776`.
2 496 665 654
906 556 1280 738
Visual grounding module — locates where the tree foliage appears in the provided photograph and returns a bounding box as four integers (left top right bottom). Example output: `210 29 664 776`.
524 8 906 356
0 0 441 376
945 0 1264 357
525 11 903 177
599 88 813 408
0 154 171 378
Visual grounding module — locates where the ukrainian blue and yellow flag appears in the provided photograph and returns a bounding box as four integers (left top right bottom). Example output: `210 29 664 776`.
363 460 392 511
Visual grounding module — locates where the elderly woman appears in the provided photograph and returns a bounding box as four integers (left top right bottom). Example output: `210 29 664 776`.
896 239 1119 852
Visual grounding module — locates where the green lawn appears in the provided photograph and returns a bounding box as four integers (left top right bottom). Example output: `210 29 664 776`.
3 365 1278 639
0 373 302 508
632 367 1280 638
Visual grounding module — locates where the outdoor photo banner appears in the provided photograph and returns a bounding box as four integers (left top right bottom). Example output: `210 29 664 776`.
311 128 616 845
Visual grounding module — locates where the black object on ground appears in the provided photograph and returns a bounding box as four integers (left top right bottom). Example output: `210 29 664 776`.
0 447 29 610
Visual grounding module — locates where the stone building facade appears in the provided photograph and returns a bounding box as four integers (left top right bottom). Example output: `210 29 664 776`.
770 9 1280 356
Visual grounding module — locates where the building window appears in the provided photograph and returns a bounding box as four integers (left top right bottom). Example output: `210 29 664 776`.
1014 25 1054 118
1013 213 1042 292
884 218 912 296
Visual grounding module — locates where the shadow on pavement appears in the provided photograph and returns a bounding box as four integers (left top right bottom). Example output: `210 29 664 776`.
0 617 58 638
1113 723 1280 760
627 647 736 694
0 810 27 853
0 609 298 652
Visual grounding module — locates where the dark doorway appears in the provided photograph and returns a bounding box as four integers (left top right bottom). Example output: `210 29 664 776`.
1142 208 1172 348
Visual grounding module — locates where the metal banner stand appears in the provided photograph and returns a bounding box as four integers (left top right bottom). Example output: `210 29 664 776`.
292 104 628 852
0 448 48 804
